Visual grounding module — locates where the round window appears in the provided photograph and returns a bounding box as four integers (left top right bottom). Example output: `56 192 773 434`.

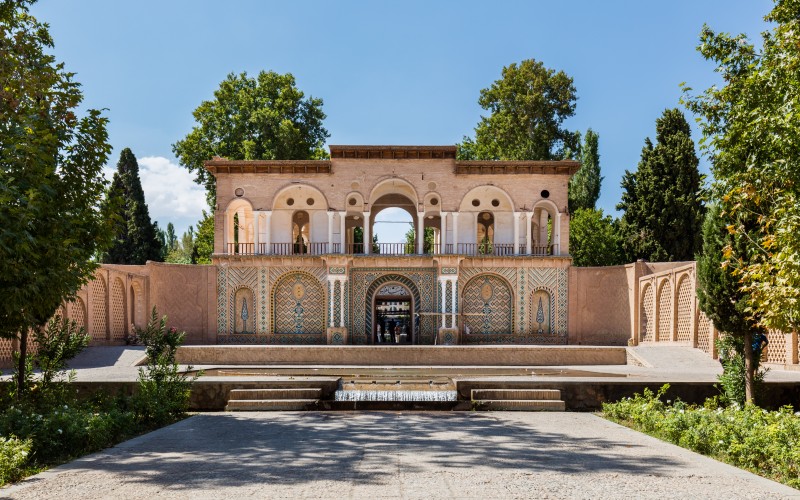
307 198 315 206
287 198 295 206
234 188 244 197
541 190 550 199
491 199 500 207
471 199 480 207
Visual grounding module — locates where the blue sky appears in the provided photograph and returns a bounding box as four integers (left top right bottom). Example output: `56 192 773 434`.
33 0 773 240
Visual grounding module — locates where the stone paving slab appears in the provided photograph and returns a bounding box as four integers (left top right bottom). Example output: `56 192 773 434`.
4 412 798 499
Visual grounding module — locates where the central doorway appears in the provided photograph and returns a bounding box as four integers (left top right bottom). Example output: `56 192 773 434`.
373 283 414 344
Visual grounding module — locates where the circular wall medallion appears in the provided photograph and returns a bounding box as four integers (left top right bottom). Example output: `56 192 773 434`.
307 198 315 206
491 199 500 207
541 190 550 199
292 283 306 300
471 199 480 207
480 282 494 301
430 197 438 206
351 181 360 190
287 198 295 206
234 188 244 197
481 212 491 221
428 181 437 191
349 197 357 206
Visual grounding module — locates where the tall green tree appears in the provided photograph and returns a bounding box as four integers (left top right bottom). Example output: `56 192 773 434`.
165 226 195 264
684 0 800 334
617 109 704 262
172 70 330 205
569 129 602 213
458 59 579 160
0 0 113 394
696 205 763 404
192 211 215 264
101 148 161 264
569 208 624 267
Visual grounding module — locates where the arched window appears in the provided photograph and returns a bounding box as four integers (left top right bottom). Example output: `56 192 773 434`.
292 211 310 255
477 211 494 254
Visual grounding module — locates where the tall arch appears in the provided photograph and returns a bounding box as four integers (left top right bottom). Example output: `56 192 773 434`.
640 283 654 342
271 272 325 335
461 274 514 335
69 297 87 329
368 178 419 207
225 198 254 254
676 275 692 343
657 280 673 342
529 287 554 335
365 274 422 344
232 286 256 334
89 275 108 342
110 277 126 341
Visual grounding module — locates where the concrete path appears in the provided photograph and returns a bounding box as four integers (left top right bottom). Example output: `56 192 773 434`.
4 412 797 499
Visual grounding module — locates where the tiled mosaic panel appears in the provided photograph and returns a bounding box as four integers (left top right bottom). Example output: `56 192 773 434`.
217 268 227 335
350 269 437 345
462 274 513 335
272 272 325 336
657 281 672 342
110 278 126 341
640 284 655 342
260 269 268 333
529 289 551 335
89 275 107 342
218 334 325 345
676 277 692 343
330 331 345 345
233 287 256 334
217 267 259 335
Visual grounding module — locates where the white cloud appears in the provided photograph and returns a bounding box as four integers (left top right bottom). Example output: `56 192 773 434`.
103 156 208 237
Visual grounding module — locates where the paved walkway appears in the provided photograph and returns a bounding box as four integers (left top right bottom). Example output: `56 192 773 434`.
4 412 798 499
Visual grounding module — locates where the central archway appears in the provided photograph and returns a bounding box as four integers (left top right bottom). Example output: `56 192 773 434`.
365 275 421 345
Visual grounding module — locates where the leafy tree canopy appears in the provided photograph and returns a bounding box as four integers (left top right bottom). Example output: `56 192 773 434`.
569 208 624 267
101 148 162 264
684 0 800 332
458 59 579 160
617 109 704 262
172 70 330 205
569 129 602 213
0 0 113 390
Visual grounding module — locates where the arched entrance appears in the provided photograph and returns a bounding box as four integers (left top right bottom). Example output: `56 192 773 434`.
365 275 421 345
373 283 414 344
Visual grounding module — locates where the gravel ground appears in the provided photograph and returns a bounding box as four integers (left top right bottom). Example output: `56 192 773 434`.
3 411 798 499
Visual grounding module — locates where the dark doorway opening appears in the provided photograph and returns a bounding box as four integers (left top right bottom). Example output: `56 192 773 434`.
374 297 413 344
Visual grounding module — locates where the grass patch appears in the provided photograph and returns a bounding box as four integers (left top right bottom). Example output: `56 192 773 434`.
602 384 800 489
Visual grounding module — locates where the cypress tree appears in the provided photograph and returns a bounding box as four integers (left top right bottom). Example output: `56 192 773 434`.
617 109 704 262
568 128 602 213
102 148 162 264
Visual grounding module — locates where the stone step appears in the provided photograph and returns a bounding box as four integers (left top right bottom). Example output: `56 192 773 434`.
474 399 566 411
229 388 322 400
225 399 319 411
471 388 561 401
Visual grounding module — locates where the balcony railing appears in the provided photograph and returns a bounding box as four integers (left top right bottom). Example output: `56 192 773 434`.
225 242 555 257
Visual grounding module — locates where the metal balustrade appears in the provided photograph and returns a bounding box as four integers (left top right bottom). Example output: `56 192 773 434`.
226 242 556 257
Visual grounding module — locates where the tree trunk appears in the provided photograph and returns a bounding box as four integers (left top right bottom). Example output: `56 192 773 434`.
743 330 754 404
16 328 28 399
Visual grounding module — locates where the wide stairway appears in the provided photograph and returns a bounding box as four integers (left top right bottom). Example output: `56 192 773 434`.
470 388 565 411
225 388 322 411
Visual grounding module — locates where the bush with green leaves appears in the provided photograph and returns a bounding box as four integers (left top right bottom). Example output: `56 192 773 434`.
603 385 800 488
716 334 767 407
0 436 31 486
132 308 198 427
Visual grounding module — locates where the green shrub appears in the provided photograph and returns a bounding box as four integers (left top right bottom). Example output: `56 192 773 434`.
0 436 31 486
716 334 767 406
132 308 198 427
603 386 800 489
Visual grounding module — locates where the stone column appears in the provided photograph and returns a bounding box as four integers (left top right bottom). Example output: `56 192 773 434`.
326 211 334 254
339 212 346 254
452 213 460 254
263 211 272 254
417 212 425 254
554 212 562 256
513 212 520 255
525 212 533 255
440 212 448 254
363 211 371 255
237 209 246 251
